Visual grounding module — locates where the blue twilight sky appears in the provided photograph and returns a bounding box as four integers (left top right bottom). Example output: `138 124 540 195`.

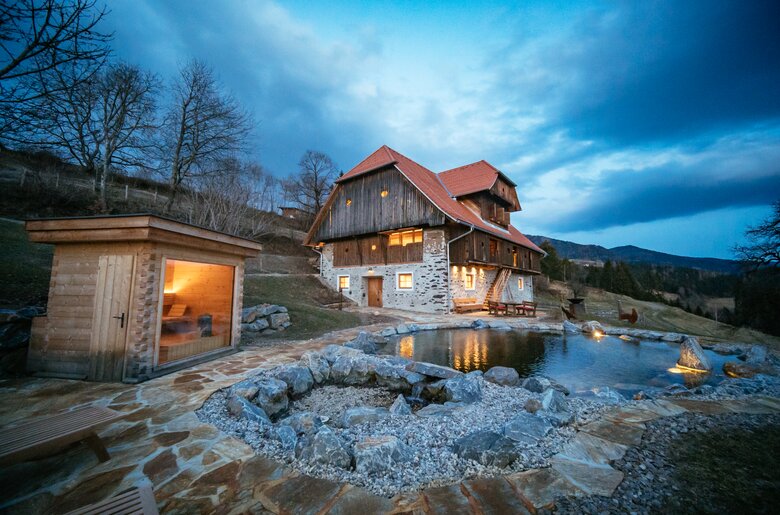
103 0 780 259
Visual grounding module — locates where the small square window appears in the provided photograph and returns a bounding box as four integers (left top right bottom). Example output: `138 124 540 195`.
338 275 350 290
518 278 524 290
465 273 476 290
397 273 413 290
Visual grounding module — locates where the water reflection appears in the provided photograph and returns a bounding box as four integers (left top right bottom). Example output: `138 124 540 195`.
386 329 729 396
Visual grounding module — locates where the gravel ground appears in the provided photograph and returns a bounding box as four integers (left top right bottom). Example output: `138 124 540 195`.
555 411 780 514
198 378 611 497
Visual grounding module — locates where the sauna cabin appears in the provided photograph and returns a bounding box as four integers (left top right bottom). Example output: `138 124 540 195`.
25 214 261 382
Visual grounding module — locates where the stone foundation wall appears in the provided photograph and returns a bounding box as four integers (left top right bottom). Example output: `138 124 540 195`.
321 229 449 313
449 268 534 305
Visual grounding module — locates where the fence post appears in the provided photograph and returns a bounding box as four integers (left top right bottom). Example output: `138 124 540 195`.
125 184 129 200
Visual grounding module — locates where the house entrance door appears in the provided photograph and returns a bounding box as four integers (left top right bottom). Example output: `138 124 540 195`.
367 277 383 307
88 255 135 381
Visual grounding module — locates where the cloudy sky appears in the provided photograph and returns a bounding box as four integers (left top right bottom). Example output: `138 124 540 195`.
105 0 780 259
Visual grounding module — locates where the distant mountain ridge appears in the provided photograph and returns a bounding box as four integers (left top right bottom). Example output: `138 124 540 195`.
527 235 741 274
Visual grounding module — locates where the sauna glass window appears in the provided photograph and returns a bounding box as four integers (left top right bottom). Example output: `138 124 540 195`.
518 277 524 290
388 229 423 247
465 273 476 290
338 275 350 290
397 272 413 290
158 259 234 365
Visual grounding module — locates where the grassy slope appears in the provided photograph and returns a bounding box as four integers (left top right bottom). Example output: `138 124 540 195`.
537 281 780 349
242 275 363 340
0 219 53 308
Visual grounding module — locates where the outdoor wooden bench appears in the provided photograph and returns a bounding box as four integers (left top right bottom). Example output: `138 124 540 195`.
521 301 537 317
0 406 121 466
65 485 159 515
487 301 507 316
453 297 482 313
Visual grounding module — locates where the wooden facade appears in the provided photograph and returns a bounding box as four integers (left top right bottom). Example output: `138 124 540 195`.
332 234 424 267
449 230 541 273
26 215 260 382
308 167 446 242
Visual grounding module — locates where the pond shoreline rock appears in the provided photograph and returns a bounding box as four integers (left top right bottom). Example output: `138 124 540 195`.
677 336 712 372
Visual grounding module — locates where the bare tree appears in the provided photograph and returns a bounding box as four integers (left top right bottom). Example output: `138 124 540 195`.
284 150 339 217
185 158 275 238
37 62 159 207
0 0 111 141
161 59 252 211
735 200 780 270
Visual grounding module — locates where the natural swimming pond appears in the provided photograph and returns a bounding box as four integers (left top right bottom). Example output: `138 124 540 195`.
383 329 731 396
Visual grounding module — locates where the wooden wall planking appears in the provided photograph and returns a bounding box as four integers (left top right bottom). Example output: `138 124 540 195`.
311 167 446 242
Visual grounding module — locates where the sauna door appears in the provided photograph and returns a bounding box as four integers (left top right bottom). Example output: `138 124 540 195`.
367 277 383 307
89 255 135 381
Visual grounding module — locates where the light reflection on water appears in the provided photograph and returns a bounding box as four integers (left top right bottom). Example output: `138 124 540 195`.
385 329 730 396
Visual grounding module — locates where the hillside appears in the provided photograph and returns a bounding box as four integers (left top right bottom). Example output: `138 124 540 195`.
528 235 740 274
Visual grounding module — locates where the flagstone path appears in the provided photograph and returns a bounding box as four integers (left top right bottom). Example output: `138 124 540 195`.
1 319 779 514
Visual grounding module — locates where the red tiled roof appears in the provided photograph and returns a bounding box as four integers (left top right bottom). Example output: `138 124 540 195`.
335 145 542 253
439 160 516 197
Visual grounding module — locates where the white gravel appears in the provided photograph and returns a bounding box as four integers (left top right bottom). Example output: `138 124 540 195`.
198 378 611 497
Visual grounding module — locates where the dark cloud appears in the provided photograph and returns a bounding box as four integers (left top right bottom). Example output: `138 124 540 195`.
544 147 780 232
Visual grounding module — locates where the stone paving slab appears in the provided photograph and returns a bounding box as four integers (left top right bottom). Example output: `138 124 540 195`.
557 432 630 465
460 477 532 515
326 485 396 515
549 456 624 497
717 398 778 414
579 419 646 446
665 399 734 415
255 474 345 514
507 468 583 510
603 405 662 424
421 483 475 515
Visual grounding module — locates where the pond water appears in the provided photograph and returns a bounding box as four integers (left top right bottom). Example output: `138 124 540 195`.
383 329 731 397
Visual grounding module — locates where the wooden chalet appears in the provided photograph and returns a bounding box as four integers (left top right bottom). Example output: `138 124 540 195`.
305 146 544 313
25 214 261 382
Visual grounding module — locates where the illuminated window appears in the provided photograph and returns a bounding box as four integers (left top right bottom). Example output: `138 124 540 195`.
397 272 413 290
518 277 524 290
388 229 423 247
338 275 350 290
381 190 389 197
465 273 476 290
345 198 352 206
371 244 377 251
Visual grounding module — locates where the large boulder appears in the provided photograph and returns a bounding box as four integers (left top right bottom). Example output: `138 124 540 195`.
743 345 769 365
453 430 518 467
227 395 271 424
299 351 330 384
344 332 379 354
374 362 425 391
503 412 554 445
471 319 489 330
253 378 289 417
232 380 259 401
241 306 259 324
279 412 324 435
343 356 376 386
269 312 291 330
341 407 389 427
677 337 712 372
723 361 777 378
562 320 581 333
273 365 314 396
322 344 364 365
298 428 352 469
540 388 574 426
354 435 411 475
330 356 356 383
443 374 482 403
389 394 412 416
483 366 520 386
581 321 605 334
590 386 627 405
243 318 270 333
406 361 462 380
275 425 297 450
521 376 570 396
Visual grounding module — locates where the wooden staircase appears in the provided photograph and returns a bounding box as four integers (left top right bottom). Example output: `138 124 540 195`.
483 268 512 308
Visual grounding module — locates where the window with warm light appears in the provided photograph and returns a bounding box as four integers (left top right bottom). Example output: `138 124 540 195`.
345 198 352 206
159 258 235 365
388 229 423 247
338 275 350 290
381 190 389 198
397 272 413 290
465 273 476 290
518 277 524 290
